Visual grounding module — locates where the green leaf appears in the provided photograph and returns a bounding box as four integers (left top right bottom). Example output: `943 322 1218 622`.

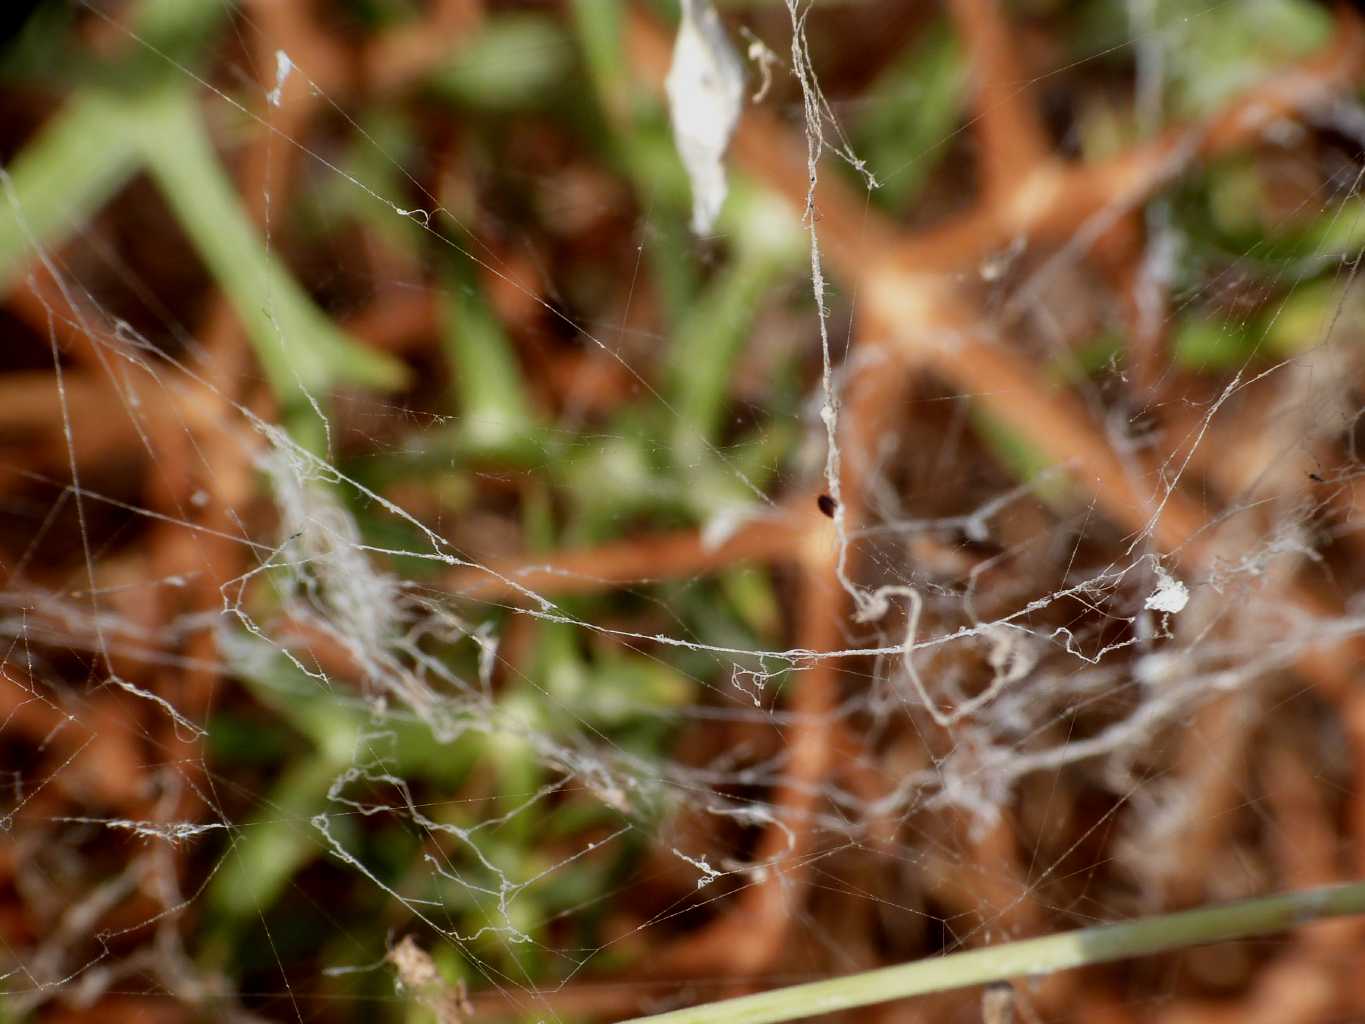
853 18 966 210
0 92 143 292
1153 0 1332 118
0 82 410 440
137 86 410 401
430 15 575 110
1172 315 1254 370
440 263 539 456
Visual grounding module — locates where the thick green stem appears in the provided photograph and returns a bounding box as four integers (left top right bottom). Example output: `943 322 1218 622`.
623 881 1365 1024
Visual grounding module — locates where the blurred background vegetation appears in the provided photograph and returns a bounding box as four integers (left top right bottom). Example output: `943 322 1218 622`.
3 1 1365 1022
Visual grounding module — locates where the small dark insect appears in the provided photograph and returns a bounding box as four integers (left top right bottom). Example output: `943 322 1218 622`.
817 493 837 518
1309 472 1325 482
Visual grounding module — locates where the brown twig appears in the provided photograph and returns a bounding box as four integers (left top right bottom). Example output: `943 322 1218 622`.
445 505 810 604
946 0 1052 205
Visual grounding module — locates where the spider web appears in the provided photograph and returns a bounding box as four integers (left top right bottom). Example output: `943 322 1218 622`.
3 0 1365 1021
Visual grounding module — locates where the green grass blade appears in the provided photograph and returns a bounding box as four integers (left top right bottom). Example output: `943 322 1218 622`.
135 86 409 402
669 253 776 444
0 92 143 291
207 755 345 920
854 18 966 211
440 263 538 455
429 14 574 110
622 881 1365 1024
669 186 802 447
570 0 695 324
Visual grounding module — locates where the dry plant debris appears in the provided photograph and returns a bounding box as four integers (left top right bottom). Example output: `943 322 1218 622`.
2 1 1365 1022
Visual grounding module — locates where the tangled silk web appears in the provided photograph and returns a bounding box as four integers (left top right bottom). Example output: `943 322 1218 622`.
6 0 1365 1020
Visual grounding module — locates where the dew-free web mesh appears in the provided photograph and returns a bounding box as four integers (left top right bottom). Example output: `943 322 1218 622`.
3 1 1365 1021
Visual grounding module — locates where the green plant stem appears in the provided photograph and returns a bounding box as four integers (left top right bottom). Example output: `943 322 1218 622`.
669 251 783 446
207 755 347 920
0 80 408 448
622 881 1365 1024
440 261 538 456
137 86 409 401
0 92 143 291
570 0 695 325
